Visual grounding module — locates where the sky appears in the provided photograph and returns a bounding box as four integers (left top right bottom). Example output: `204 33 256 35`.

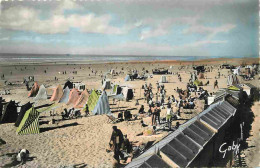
0 0 258 57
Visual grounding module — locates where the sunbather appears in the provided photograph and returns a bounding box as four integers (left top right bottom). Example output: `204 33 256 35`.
136 126 157 136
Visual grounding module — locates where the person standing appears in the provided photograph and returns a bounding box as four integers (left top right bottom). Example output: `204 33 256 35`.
214 80 219 89
109 126 125 163
166 104 173 130
155 104 161 125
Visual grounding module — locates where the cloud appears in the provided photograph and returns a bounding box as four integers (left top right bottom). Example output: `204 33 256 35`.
0 37 10 41
0 1 130 35
183 24 236 39
139 16 200 40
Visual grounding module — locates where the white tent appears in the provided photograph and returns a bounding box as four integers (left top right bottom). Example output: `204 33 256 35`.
102 80 112 89
122 87 134 100
59 86 70 103
92 91 111 115
34 85 47 101
125 75 130 81
159 75 167 83
227 74 239 86
233 67 241 75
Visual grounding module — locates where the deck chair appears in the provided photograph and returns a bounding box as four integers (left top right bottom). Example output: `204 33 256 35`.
106 114 119 124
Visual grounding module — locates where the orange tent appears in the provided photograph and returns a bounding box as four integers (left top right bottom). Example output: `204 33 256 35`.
66 88 80 105
50 85 63 101
28 82 40 97
74 89 89 108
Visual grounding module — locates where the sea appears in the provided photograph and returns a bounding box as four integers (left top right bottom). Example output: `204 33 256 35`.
0 53 246 64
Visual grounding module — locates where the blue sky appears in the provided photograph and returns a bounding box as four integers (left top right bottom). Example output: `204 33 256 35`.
0 0 258 57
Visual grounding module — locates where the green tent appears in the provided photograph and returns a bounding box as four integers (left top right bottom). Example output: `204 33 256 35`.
87 90 101 112
16 107 40 135
113 85 118 93
194 80 203 86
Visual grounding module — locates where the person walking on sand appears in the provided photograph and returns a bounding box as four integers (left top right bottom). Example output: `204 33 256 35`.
109 126 125 163
214 80 219 89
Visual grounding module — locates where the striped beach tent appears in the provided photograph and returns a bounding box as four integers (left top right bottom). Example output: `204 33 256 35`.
110 84 122 95
159 75 167 83
50 85 63 101
74 89 89 108
227 74 239 86
16 107 40 135
92 91 111 115
66 88 80 105
87 90 101 112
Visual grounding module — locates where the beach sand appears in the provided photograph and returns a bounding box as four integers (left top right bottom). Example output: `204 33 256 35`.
0 57 259 167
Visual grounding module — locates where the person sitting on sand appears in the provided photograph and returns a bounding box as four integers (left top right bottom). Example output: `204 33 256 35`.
17 149 29 164
109 126 125 163
136 126 157 136
118 112 123 121
61 108 69 120
122 135 132 154
124 110 132 121
138 105 145 114
140 120 148 127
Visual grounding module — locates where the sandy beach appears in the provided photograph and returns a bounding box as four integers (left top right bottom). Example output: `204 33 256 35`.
0 57 259 167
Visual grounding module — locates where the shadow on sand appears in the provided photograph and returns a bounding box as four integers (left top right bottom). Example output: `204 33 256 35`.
40 122 81 133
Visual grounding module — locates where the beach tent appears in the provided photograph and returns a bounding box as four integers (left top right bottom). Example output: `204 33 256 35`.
66 88 80 105
28 82 39 97
16 107 40 135
34 85 48 101
74 89 89 108
159 75 167 83
125 75 130 81
63 80 73 89
110 84 122 95
50 85 63 101
227 74 239 86
87 90 101 112
0 101 17 123
102 80 112 89
198 73 205 79
15 102 33 127
59 86 70 103
233 67 241 75
193 80 203 86
111 69 115 75
92 91 111 115
122 87 134 100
